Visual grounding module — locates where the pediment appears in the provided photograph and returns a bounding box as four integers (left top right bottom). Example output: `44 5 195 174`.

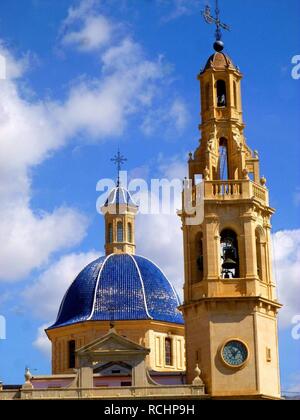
94 361 132 375
77 328 149 357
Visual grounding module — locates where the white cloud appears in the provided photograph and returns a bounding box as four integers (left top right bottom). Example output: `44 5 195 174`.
29 251 100 358
0 47 90 282
136 213 184 299
0 14 176 281
55 38 167 140
0 207 88 281
272 229 300 329
62 15 113 52
158 0 203 22
141 98 189 137
134 155 187 298
34 324 51 358
23 251 100 321
157 153 187 180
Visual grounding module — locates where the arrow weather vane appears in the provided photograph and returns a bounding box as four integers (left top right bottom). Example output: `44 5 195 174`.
202 0 230 45
111 149 127 185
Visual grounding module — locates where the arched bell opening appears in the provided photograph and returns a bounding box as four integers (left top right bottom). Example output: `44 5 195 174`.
117 221 124 242
220 229 240 279
218 138 229 180
216 79 227 107
192 232 204 284
196 232 204 282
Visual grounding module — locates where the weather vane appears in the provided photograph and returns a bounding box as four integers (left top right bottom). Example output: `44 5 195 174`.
111 149 127 185
202 0 230 51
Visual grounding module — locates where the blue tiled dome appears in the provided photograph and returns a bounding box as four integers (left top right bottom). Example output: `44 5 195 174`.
50 254 183 329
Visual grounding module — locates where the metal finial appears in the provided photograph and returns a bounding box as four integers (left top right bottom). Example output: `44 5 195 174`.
202 0 230 51
111 149 127 186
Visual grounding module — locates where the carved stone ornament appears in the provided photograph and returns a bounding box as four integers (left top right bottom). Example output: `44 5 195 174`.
192 364 204 386
232 128 243 150
207 133 215 152
242 168 249 180
22 368 33 390
204 166 210 181
260 176 267 187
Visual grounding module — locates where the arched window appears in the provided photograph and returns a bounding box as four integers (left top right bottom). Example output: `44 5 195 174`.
108 223 113 243
233 81 238 108
219 138 229 180
165 337 172 366
127 223 132 243
220 229 239 279
216 80 227 107
68 340 76 369
205 83 210 111
117 222 123 242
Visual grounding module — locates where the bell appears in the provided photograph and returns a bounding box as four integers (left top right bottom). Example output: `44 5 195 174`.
222 258 237 270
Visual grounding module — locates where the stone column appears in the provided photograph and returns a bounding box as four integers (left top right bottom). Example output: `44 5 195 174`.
132 358 148 387
78 357 93 389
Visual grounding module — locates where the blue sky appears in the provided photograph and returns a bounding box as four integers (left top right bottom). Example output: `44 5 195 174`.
0 0 299 395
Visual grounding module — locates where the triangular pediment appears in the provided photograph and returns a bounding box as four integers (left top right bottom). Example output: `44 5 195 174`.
77 328 149 357
94 361 132 375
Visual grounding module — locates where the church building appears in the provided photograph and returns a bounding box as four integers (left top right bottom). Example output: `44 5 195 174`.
0 3 282 400
44 180 186 387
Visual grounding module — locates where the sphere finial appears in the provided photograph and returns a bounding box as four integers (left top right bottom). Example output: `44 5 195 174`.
214 40 224 52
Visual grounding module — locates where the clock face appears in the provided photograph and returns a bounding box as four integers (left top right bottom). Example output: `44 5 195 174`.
222 340 248 368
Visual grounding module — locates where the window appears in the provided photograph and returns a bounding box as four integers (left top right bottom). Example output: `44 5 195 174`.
220 229 239 279
117 222 123 242
108 223 113 243
194 232 204 283
219 138 229 180
216 80 227 107
165 337 172 366
127 223 132 243
68 340 76 369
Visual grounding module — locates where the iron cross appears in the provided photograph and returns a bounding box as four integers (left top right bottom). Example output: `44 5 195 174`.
111 150 127 173
111 149 127 184
202 0 230 41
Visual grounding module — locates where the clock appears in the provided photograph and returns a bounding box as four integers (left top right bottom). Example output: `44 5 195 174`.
221 340 249 368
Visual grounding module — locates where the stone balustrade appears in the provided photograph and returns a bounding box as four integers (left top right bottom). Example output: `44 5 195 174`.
202 180 269 206
0 384 206 400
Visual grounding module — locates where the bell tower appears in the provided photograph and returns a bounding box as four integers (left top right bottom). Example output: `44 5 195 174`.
179 2 282 399
101 151 138 256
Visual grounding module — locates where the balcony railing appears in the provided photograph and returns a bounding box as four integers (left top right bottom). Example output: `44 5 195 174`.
202 180 269 205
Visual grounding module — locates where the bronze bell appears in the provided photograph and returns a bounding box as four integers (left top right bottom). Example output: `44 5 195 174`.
222 257 237 270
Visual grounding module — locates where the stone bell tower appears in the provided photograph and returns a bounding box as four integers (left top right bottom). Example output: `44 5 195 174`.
179 4 282 399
